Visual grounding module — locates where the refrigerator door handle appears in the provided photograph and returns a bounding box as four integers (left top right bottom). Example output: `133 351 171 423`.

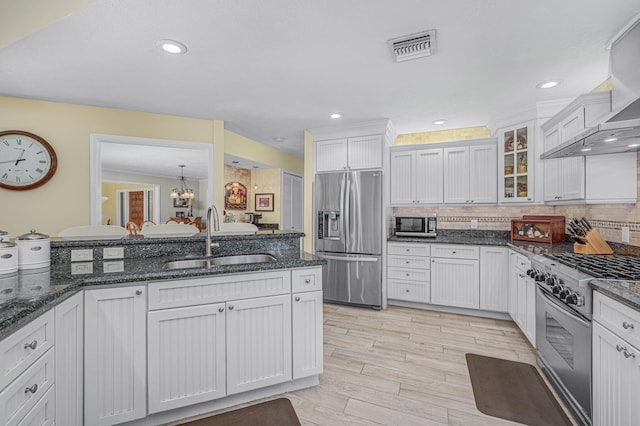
316 254 379 262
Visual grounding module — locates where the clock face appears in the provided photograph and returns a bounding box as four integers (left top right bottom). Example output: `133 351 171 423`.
0 130 57 190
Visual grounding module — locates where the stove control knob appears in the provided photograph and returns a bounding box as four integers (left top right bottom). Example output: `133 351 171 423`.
545 275 555 286
535 272 546 282
552 285 564 295
559 289 570 300
565 293 578 305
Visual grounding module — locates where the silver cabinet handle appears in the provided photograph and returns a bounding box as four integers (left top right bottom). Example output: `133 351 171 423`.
24 340 37 350
406 273 410 277
305 278 311 283
616 344 625 352
624 349 636 359
30 246 42 251
0 253 12 259
405 289 410 293
228 305 234 310
295 296 301 302
452 251 456 254
135 290 142 295
25 384 38 394
405 261 410 264
218 307 224 313
623 321 635 330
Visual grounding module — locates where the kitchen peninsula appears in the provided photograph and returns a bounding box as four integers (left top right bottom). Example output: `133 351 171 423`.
0 231 324 426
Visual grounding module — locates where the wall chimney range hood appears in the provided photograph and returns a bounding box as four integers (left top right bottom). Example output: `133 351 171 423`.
541 16 640 159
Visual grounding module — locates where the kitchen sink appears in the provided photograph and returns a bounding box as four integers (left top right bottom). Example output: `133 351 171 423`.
162 254 277 270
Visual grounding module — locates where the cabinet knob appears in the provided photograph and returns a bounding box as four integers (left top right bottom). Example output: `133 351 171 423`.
228 305 234 310
406 261 410 264
406 273 410 277
24 384 38 394
616 344 625 353
136 290 143 295
624 349 636 359
623 321 635 330
305 278 311 284
406 249 410 252
405 289 410 293
218 307 224 313
24 340 38 350
452 251 456 254
295 296 301 302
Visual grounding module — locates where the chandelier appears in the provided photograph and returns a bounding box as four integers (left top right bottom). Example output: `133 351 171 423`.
170 165 195 199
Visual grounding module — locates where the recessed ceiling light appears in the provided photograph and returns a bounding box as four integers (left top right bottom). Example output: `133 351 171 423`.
604 137 618 142
580 148 592 152
159 39 188 55
628 143 640 148
432 119 447 125
273 136 286 143
536 80 560 89
330 113 342 119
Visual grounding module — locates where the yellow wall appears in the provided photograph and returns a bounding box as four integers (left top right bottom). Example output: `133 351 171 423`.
225 131 303 175
395 126 491 145
0 96 297 236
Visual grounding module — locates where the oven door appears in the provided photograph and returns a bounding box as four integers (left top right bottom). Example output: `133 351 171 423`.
536 287 591 424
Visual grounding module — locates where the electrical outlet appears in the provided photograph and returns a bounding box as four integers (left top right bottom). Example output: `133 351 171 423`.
470 219 478 229
622 226 630 243
71 249 93 262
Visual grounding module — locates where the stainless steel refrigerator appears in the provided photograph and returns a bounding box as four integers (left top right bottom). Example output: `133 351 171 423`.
314 170 382 309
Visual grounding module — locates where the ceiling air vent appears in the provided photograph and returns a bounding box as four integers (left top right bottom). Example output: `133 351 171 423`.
388 30 436 63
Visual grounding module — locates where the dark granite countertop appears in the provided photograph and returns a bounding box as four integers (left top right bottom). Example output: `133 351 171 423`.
1 230 321 341
591 279 640 311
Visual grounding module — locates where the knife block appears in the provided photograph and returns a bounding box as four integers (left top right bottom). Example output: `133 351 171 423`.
573 229 613 254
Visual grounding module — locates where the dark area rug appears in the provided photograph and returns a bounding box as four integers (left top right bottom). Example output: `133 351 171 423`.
178 398 301 426
465 353 573 426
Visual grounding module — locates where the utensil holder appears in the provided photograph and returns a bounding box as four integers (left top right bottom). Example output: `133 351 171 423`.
573 229 613 254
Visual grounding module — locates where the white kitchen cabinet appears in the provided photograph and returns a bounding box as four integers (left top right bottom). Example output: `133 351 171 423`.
387 242 431 303
430 245 480 309
479 246 509 312
592 321 640 426
316 135 383 172
55 291 83 426
497 120 535 203
508 250 535 346
281 171 304 231
443 143 497 204
390 148 443 205
292 290 323 379
17 384 55 426
147 303 227 413
84 285 146 426
226 294 292 395
541 92 637 204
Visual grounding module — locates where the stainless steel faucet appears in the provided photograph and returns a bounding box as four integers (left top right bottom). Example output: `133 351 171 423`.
206 204 220 257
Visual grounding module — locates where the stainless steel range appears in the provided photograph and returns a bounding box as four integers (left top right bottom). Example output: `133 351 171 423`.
531 253 640 426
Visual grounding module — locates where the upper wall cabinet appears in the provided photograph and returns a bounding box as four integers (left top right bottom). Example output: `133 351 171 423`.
497 120 535 203
390 148 443 204
541 92 637 204
443 142 497 204
316 135 383 172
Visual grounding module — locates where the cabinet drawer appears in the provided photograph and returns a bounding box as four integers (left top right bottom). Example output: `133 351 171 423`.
0 310 54 392
387 267 429 282
148 270 291 310
291 267 322 293
388 243 430 257
387 255 430 269
594 291 640 349
17 384 54 426
431 244 479 260
0 347 55 426
388 280 430 303
510 251 530 271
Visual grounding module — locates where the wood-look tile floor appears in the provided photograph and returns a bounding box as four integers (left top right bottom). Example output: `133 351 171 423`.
284 303 578 426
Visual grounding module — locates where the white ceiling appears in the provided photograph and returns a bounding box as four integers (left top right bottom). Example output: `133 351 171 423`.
2 0 639 162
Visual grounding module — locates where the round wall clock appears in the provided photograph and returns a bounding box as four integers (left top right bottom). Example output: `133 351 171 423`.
0 130 58 190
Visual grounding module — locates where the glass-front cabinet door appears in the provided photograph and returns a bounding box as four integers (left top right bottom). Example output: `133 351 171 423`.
498 121 534 203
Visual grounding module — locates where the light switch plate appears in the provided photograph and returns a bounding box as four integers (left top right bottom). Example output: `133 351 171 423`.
103 260 125 273
622 226 630 243
103 247 124 260
71 262 93 275
71 249 93 262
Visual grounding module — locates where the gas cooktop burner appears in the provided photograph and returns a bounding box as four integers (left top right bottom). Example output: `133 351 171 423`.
546 253 640 281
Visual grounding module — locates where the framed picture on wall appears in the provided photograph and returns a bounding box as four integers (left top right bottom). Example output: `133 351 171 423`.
225 181 247 210
173 198 189 208
255 193 274 212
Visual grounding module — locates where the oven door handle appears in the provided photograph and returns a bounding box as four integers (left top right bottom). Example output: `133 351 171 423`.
537 287 591 328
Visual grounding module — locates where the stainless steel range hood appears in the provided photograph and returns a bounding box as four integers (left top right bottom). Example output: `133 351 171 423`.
541 16 640 159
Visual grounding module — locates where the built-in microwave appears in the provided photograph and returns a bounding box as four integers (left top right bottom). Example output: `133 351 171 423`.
394 214 437 237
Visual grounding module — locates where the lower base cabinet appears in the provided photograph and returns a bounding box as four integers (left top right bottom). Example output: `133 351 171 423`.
508 250 535 346
292 290 323 379
431 257 479 309
84 285 147 426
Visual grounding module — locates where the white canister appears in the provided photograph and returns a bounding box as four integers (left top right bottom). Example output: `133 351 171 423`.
0 230 9 242
16 229 51 270
0 241 19 274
